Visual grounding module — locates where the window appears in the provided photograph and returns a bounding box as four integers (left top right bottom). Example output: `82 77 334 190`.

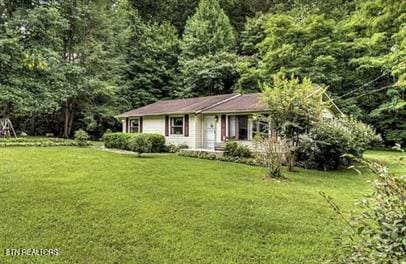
129 119 139 133
228 115 248 140
171 116 183 135
252 120 269 138
238 116 248 140
228 116 236 138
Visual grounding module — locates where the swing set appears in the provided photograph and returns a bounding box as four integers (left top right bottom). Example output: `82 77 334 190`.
0 118 16 138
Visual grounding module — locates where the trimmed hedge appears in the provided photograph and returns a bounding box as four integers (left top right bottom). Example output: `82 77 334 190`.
179 149 264 167
103 133 134 150
0 137 90 147
224 141 252 158
167 144 189 153
103 132 166 153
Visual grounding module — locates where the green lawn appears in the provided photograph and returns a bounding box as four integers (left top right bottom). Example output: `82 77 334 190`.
0 148 403 263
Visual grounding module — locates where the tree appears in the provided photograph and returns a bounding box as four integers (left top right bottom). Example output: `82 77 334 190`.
52 0 129 138
0 4 68 134
123 10 180 108
180 0 235 60
339 0 406 145
178 0 237 97
259 14 342 88
262 75 325 136
179 52 238 97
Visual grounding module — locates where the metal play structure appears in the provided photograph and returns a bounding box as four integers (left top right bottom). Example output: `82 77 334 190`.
0 118 16 138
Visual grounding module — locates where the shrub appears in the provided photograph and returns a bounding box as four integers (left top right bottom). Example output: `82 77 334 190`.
178 149 263 166
224 141 238 155
321 157 406 263
167 144 189 153
338 116 380 155
128 134 152 157
254 136 285 178
234 144 252 158
0 137 87 147
103 133 134 150
297 121 355 170
103 132 165 153
74 129 90 147
224 141 252 158
102 129 113 140
297 119 377 170
143 133 166 152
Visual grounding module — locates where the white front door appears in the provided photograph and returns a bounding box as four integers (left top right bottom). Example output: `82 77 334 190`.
204 115 216 149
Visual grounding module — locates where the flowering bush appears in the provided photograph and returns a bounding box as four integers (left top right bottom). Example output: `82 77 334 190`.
297 118 377 170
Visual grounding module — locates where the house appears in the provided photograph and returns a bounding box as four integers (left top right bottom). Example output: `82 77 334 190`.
117 93 342 150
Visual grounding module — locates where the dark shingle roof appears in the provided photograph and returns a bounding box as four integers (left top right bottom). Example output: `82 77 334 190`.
117 94 238 117
117 92 342 117
201 93 268 113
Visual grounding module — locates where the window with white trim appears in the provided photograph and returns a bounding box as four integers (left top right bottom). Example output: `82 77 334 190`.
227 115 248 140
129 118 139 133
170 116 183 135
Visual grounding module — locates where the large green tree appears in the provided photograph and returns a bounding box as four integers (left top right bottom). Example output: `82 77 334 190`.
178 0 237 97
123 10 180 108
0 3 67 126
338 0 405 145
1 0 128 137
236 0 405 145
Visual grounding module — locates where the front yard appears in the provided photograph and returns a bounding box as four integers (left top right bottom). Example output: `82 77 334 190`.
0 147 403 263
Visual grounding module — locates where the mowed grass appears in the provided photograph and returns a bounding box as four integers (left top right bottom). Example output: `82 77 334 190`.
0 148 403 264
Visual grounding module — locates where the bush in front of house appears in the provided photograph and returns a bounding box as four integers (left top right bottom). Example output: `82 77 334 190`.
143 133 166 152
103 132 166 153
128 134 153 156
297 118 377 170
103 132 135 150
167 144 189 153
224 141 252 158
74 129 90 147
179 149 262 166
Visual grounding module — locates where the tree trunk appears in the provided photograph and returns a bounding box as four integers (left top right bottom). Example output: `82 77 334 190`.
30 112 36 136
68 107 74 137
63 101 74 138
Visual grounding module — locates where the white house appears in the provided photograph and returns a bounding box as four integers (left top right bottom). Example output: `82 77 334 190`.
117 93 342 150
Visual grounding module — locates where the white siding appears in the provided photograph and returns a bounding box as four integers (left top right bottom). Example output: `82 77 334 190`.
119 106 338 150
135 115 198 149
143 116 165 133
195 114 203 148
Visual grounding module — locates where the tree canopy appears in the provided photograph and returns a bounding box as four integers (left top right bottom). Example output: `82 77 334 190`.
0 0 404 145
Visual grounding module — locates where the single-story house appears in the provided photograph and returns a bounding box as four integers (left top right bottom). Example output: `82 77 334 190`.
117 93 342 150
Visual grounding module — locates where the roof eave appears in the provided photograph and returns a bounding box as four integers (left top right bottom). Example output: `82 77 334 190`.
201 109 269 114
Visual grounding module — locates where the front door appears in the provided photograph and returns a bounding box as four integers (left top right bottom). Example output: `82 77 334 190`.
204 115 216 149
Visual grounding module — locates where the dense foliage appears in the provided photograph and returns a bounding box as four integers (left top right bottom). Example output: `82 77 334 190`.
0 0 404 146
128 134 153 156
103 132 165 153
0 137 89 147
262 75 325 135
322 157 406 262
74 129 90 147
224 141 252 158
297 118 378 170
